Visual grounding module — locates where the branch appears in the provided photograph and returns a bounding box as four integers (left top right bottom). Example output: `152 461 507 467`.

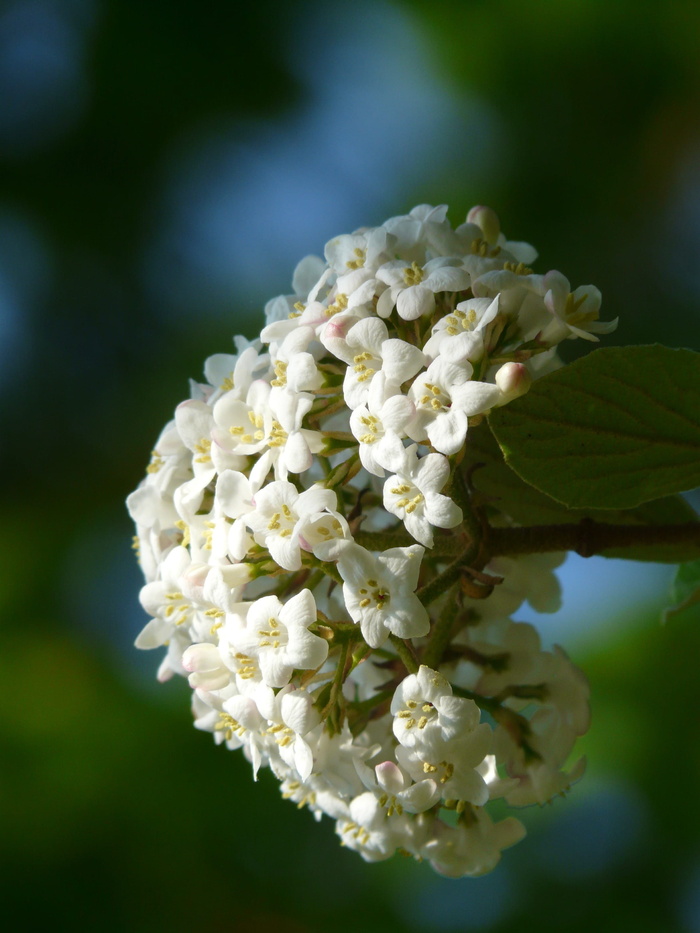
486 519 700 559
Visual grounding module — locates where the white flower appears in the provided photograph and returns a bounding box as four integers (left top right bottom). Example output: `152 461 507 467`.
395 731 491 808
322 316 425 409
349 373 414 477
376 257 471 321
227 590 328 689
245 481 340 571
355 759 440 815
382 446 462 547
182 642 231 691
254 683 321 782
211 381 273 457
541 270 618 343
383 203 465 260
391 665 478 751
336 542 429 648
336 793 406 862
268 327 323 393
423 296 500 364
407 358 501 455
421 809 526 878
324 226 393 276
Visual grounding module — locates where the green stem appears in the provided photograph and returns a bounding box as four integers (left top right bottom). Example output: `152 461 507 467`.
348 687 394 715
416 548 472 606
306 555 343 585
355 530 463 556
451 685 541 761
389 635 419 674
421 585 461 670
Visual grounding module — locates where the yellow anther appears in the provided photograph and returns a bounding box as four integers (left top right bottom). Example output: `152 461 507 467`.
346 248 366 270
174 520 190 548
470 237 489 257
403 261 425 286
405 494 423 514
504 260 533 276
146 450 164 474
216 713 246 740
324 292 349 317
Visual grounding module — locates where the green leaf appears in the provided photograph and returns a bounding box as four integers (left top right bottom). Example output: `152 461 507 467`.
488 345 700 509
663 560 700 623
464 422 700 562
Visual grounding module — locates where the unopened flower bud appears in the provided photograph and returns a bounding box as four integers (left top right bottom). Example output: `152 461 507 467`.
495 362 532 403
467 205 501 245
182 643 230 691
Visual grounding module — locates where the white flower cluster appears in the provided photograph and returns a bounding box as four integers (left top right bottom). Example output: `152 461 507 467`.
128 204 614 878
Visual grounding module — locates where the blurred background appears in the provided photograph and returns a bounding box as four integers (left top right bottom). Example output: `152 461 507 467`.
2 0 700 930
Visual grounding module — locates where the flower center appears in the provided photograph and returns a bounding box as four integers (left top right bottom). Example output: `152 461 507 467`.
396 700 436 730
419 382 451 412
403 261 425 286
257 615 288 650
358 578 390 611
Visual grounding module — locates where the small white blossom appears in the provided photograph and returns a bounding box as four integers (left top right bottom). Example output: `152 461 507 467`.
376 257 471 321
322 316 425 409
228 590 328 689
382 446 462 547
407 358 501 455
336 542 429 648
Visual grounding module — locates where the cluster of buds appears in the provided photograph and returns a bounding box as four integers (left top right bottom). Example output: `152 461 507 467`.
128 204 615 877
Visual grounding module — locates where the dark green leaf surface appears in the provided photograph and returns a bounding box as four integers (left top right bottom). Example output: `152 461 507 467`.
663 560 700 622
465 423 700 562
489 345 700 509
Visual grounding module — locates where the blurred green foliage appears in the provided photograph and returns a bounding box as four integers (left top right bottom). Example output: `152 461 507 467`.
2 1 699 930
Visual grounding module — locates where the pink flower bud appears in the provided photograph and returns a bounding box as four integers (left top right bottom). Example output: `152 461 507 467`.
495 362 531 401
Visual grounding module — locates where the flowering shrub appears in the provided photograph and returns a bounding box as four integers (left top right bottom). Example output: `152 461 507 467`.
128 203 699 878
